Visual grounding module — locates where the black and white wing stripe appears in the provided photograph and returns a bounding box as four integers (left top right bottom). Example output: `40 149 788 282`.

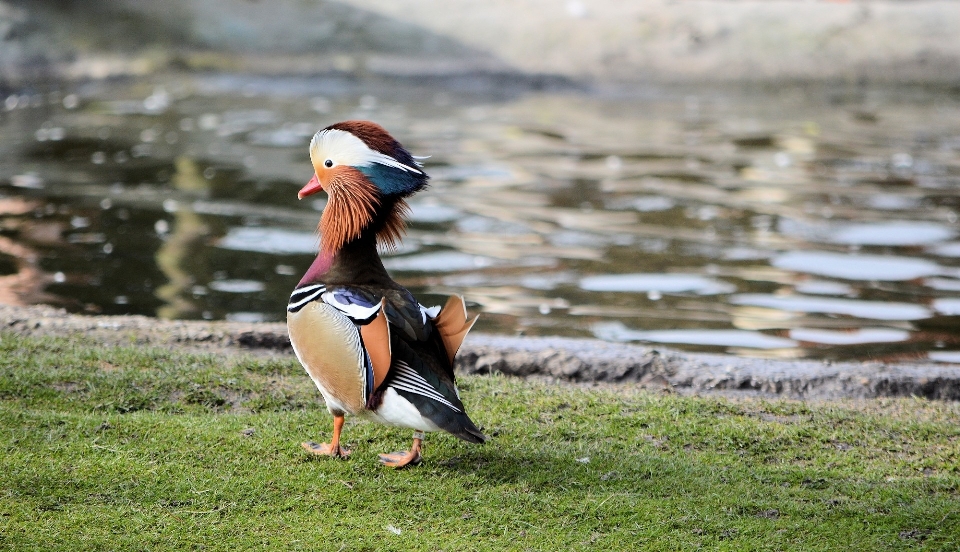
287 284 382 324
389 360 462 413
287 284 326 312
323 293 381 323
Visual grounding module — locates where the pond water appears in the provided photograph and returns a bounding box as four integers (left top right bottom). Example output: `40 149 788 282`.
2 74 960 361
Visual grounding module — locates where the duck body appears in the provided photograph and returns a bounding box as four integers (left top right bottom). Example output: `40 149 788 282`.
287 121 484 467
287 259 483 442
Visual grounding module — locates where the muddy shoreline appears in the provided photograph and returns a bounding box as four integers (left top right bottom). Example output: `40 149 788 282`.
4 304 959 401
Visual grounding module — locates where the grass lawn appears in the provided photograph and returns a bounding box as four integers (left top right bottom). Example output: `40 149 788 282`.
0 333 958 550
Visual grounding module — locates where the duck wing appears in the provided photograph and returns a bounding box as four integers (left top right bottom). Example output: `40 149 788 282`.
386 331 486 443
369 287 486 443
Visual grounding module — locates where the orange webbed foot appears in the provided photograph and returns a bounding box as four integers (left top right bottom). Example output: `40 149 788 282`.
378 449 422 468
378 432 423 469
303 414 350 459
302 441 352 458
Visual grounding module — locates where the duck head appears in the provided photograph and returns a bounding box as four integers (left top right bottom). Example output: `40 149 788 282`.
299 120 429 256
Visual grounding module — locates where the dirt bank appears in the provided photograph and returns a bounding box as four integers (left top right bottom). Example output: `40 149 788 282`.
3 304 959 400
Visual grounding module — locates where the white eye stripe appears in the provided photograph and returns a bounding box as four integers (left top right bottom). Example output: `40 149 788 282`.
310 128 423 174
367 150 423 174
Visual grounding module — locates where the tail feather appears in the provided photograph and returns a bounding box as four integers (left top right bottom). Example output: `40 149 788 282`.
395 388 486 444
432 295 477 366
453 415 487 444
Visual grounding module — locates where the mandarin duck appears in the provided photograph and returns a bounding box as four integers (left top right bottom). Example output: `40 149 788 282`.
287 120 485 468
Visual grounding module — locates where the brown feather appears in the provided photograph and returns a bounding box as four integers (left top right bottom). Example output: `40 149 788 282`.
320 167 379 254
376 198 410 252
432 295 478 366
328 120 398 157
359 300 392 393
319 167 413 255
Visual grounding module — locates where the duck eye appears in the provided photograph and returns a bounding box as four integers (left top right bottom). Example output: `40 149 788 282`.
324 159 333 168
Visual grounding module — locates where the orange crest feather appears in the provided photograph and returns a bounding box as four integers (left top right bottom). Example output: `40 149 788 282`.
376 198 410 252
320 168 379 254
319 167 410 254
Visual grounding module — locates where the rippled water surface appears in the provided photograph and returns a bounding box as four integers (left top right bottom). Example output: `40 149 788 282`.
3 75 960 361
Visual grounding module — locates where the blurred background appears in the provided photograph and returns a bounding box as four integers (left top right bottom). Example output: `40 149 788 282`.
2 0 960 361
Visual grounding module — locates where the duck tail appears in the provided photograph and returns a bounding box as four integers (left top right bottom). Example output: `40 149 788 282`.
453 415 487 444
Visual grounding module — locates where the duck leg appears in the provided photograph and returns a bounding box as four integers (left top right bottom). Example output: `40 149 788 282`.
378 430 424 468
302 414 351 458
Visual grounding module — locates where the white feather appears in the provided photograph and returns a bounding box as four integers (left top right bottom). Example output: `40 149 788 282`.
366 388 441 431
322 292 382 321
420 304 442 319
310 128 423 174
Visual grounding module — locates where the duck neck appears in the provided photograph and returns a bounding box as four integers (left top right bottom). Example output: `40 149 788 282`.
298 231 391 288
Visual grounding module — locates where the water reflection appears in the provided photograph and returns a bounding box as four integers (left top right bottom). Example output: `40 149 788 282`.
771 251 942 281
384 251 500 272
779 219 956 246
828 221 954 246
789 327 910 345
155 157 210 319
593 322 797 350
2 78 960 360
218 227 318 255
793 280 855 296
730 294 932 321
579 273 735 295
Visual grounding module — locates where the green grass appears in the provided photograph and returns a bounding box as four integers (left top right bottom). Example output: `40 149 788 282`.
0 333 958 551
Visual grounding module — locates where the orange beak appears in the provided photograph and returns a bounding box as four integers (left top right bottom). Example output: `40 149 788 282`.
298 173 323 200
